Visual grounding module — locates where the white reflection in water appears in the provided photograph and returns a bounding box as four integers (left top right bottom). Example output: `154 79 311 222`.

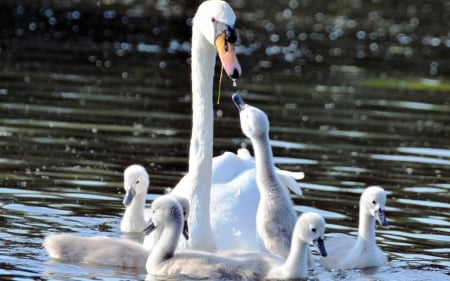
403 186 446 193
397 198 450 209
298 182 342 192
3 204 72 216
295 205 347 219
273 156 318 165
398 147 450 157
371 154 450 165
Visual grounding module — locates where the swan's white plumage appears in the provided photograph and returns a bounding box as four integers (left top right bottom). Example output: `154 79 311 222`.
145 195 326 280
169 0 241 252
43 234 149 267
170 1 303 252
209 147 304 251
120 164 151 233
136 0 276 253
320 186 389 269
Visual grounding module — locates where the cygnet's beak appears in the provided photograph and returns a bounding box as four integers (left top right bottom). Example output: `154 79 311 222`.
143 221 156 236
377 208 388 227
232 93 247 112
182 221 189 240
316 237 327 257
215 32 241 79
123 188 136 206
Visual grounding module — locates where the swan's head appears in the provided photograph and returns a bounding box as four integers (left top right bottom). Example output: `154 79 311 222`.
297 212 327 257
169 195 190 240
232 94 269 139
143 195 184 238
193 0 241 79
361 186 388 227
122 164 150 206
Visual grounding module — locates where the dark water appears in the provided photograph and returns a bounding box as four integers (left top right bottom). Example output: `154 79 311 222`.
1 0 449 280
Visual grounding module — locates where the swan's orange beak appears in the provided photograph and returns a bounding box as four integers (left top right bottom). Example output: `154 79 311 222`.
215 33 242 79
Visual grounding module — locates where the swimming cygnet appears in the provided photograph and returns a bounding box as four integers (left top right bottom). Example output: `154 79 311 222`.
120 164 151 233
266 212 327 279
320 186 389 269
232 93 298 259
144 194 327 280
44 193 189 268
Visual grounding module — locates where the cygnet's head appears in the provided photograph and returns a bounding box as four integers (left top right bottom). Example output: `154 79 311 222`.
123 164 150 206
297 212 327 257
232 94 270 139
169 195 190 240
143 195 184 237
360 186 388 227
193 0 241 79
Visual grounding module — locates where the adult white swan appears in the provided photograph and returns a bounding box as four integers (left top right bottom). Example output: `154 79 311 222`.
170 0 303 253
144 195 327 280
320 186 389 269
169 0 241 252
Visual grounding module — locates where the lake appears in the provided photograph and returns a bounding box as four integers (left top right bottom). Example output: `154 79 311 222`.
0 0 449 280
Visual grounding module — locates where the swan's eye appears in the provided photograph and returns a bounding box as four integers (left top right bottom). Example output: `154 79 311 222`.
227 26 237 44
372 200 376 205
136 180 140 185
211 17 215 22
311 228 316 233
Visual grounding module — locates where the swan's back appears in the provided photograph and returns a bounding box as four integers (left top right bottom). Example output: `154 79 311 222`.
154 251 275 280
44 234 149 267
210 168 260 251
321 233 387 269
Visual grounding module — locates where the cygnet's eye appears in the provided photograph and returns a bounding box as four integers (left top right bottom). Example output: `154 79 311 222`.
136 180 140 185
311 228 316 233
211 17 215 22
372 200 376 205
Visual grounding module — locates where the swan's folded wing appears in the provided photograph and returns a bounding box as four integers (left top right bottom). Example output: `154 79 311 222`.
275 169 304 196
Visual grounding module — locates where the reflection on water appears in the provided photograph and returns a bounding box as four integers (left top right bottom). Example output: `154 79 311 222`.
1 0 449 280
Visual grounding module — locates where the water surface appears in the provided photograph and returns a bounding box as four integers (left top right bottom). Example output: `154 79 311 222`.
0 1 449 280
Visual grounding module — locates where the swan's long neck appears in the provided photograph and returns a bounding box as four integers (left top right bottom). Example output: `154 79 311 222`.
281 234 309 278
357 204 376 244
122 193 146 230
251 133 281 197
185 24 217 251
146 220 182 273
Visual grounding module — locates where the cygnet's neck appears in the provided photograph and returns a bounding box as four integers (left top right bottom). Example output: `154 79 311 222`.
185 24 217 251
147 218 183 272
250 132 280 196
280 234 309 278
357 204 376 244
122 192 146 231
